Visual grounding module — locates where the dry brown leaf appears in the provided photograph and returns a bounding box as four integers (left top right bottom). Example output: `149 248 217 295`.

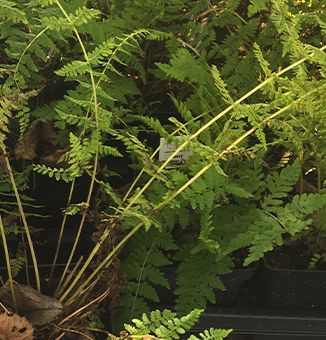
41 121 57 146
294 178 318 194
40 144 71 168
0 312 34 339
14 129 37 160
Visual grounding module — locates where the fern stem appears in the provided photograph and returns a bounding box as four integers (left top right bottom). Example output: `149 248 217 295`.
0 214 17 311
61 219 141 304
54 0 100 296
23 242 30 286
122 46 326 213
156 89 321 211
263 211 288 232
317 165 321 193
129 237 157 322
299 169 303 197
3 155 40 292
50 178 76 290
14 27 50 89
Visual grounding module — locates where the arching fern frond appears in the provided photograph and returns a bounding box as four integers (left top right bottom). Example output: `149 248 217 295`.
125 309 203 340
0 1 28 23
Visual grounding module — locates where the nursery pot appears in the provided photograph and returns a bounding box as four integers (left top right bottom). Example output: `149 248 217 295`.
156 263 257 306
214 264 258 306
258 256 326 310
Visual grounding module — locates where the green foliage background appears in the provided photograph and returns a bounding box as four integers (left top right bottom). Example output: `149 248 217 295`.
1 0 326 337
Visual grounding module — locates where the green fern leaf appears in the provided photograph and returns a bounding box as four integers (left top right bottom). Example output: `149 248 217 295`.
211 65 234 105
263 159 301 208
175 252 231 314
10 257 25 277
125 309 203 340
271 0 288 33
55 60 90 77
245 219 283 265
188 328 232 340
0 1 28 23
248 0 268 17
156 49 208 83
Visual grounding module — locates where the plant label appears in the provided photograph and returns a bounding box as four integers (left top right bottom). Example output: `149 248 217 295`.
158 136 192 165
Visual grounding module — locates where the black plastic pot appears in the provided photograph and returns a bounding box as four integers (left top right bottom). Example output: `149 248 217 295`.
110 260 326 339
156 264 257 306
216 265 257 305
192 306 326 339
258 257 326 310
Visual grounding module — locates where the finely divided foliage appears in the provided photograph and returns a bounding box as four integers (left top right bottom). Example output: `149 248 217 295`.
1 0 326 336
125 309 232 340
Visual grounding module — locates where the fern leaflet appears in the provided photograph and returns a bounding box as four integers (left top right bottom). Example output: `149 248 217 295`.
125 309 203 340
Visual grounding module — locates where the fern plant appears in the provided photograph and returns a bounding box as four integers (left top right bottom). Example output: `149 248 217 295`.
120 309 231 340
113 0 326 320
2 0 326 339
119 155 326 315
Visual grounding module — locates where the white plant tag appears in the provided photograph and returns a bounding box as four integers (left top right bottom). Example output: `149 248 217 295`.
158 136 192 165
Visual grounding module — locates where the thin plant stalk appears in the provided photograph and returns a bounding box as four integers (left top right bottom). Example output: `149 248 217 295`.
50 178 76 287
59 287 111 327
61 219 141 304
14 27 49 90
299 170 303 196
54 0 100 292
55 256 83 299
0 214 17 311
317 165 321 194
57 151 98 298
3 155 40 292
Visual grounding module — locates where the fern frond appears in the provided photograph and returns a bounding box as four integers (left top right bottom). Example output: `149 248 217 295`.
98 145 122 157
33 164 71 182
42 6 101 31
211 65 234 105
55 60 91 77
10 257 25 278
36 0 56 7
156 49 209 83
188 328 232 340
248 0 269 17
194 208 220 255
0 1 27 23
175 252 232 314
58 131 99 178
263 159 301 208
137 116 170 139
125 309 203 340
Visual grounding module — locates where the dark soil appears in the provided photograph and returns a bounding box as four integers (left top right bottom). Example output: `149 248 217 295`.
265 243 326 270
